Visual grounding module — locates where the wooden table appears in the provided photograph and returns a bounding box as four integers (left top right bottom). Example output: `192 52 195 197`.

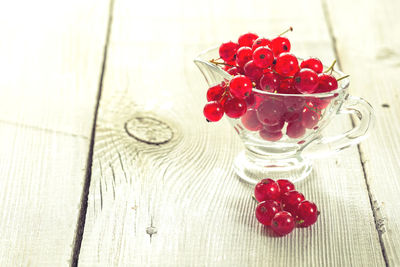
1 0 399 266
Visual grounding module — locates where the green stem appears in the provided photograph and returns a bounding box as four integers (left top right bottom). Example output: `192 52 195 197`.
324 59 336 73
279 26 293 36
336 74 350 81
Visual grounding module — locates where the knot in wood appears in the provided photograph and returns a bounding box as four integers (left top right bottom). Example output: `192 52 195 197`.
124 116 173 145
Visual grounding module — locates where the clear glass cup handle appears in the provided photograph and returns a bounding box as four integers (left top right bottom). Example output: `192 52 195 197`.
302 95 375 159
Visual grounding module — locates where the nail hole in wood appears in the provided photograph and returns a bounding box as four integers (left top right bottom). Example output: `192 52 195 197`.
381 103 390 108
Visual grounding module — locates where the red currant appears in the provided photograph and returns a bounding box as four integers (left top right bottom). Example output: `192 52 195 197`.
252 37 271 51
300 58 323 73
203 101 224 122
252 47 274 68
293 68 319 94
244 93 256 108
283 110 302 123
301 106 320 129
255 200 281 226
236 46 253 67
296 200 318 227
219 41 239 62
206 84 225 102
283 96 305 112
223 97 247 118
244 60 263 81
278 78 299 94
257 99 285 126
254 178 281 202
316 73 338 92
271 211 295 236
260 71 280 92
241 108 262 131
259 129 283 142
274 53 299 77
271 37 291 55
227 66 241 76
238 32 259 47
281 190 305 215
277 179 295 194
286 121 306 138
229 75 252 99
263 119 284 132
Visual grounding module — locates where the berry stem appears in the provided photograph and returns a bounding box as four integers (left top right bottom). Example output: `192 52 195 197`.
278 26 293 36
209 59 235 68
336 74 350 81
324 59 336 73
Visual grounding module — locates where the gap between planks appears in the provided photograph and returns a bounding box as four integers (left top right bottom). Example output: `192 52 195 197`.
321 0 389 265
70 0 116 265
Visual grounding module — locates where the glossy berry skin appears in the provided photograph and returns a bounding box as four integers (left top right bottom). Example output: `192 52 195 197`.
316 73 338 92
227 67 241 76
252 47 274 68
255 200 281 226
223 97 247 118
229 75 252 99
260 71 280 92
238 32 259 47
244 60 263 81
301 106 320 129
263 119 284 132
278 78 299 94
275 53 299 77
296 200 318 227
254 178 281 202
259 129 283 142
206 84 225 102
257 99 285 126
219 41 239 62
283 96 305 112
271 37 291 55
241 109 262 131
294 68 319 94
203 101 224 122
300 58 323 73
281 190 305 215
286 121 306 139
252 37 271 51
236 46 253 67
271 211 295 236
277 179 295 195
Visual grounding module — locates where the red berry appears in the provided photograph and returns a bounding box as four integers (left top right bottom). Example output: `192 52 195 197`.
277 179 295 194
281 190 305 215
223 97 247 118
301 106 320 129
254 178 281 202
271 37 291 55
259 129 283 142
252 47 274 68
294 68 319 94
286 121 306 138
206 84 225 102
283 110 302 123
278 78 299 94
275 53 299 77
241 108 262 131
309 97 331 109
256 99 285 126
263 119 284 132
227 66 241 76
238 33 259 47
271 211 295 236
244 60 263 81
252 37 271 51
244 93 256 108
219 41 239 62
255 200 281 226
203 101 224 122
260 71 280 92
316 73 338 92
236 47 253 67
300 58 323 73
296 200 318 227
283 96 305 112
229 75 252 99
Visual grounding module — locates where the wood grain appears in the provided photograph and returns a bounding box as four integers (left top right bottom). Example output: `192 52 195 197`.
325 0 400 265
0 0 110 266
79 0 385 266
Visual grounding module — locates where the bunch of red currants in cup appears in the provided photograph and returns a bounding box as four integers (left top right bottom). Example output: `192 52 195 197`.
254 178 318 236
203 29 348 141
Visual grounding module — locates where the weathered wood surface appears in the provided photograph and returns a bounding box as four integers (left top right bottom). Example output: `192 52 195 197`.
0 0 110 266
325 0 400 265
78 0 386 266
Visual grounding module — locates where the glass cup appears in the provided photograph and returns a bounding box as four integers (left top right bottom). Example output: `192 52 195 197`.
194 47 374 184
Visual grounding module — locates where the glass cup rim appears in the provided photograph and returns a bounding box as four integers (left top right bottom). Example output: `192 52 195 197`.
194 46 350 98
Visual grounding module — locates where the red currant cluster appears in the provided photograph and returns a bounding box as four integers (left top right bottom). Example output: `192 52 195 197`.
203 29 348 141
254 178 318 236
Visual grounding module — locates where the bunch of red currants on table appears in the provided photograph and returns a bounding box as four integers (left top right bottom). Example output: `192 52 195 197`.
254 178 318 236
203 28 348 141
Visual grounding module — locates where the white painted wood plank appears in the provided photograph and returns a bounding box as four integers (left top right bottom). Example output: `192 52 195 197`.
0 1 110 266
79 0 385 265
325 0 400 265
